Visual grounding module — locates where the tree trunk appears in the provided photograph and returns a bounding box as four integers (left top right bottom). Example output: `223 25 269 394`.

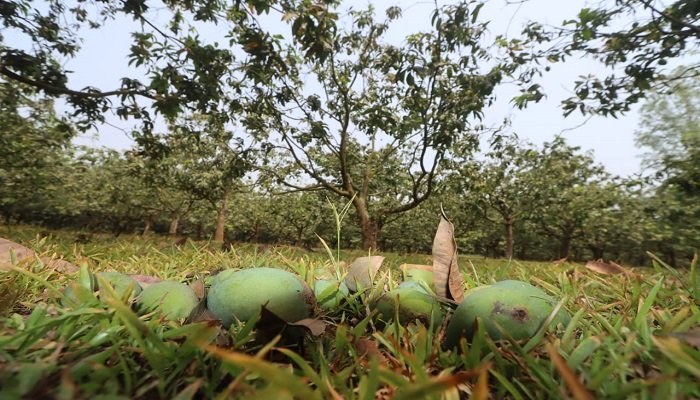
559 223 576 259
296 226 305 247
504 217 514 259
361 218 381 251
252 220 260 244
590 245 605 260
169 215 180 237
359 214 381 252
214 188 231 242
142 215 153 236
560 234 573 259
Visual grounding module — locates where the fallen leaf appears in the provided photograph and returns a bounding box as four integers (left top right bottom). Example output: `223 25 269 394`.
127 274 165 288
432 210 464 302
0 238 79 273
0 238 35 263
189 276 206 300
290 318 327 336
41 258 79 274
184 298 217 324
552 256 568 265
344 256 385 293
354 337 387 364
255 306 324 347
669 329 700 347
585 260 636 277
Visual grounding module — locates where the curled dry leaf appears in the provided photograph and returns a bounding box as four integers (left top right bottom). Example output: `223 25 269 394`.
344 256 385 293
41 258 80 274
585 260 637 277
432 210 464 302
255 306 326 347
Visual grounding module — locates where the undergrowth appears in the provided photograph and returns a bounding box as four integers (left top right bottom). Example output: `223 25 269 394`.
0 225 698 399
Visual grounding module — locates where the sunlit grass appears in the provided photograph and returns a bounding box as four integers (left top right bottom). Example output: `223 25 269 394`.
1 225 698 399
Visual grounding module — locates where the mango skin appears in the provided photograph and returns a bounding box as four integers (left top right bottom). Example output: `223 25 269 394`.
314 279 350 310
205 268 238 287
402 268 435 293
96 272 142 299
61 272 142 307
207 267 317 328
444 280 570 348
136 281 199 320
374 282 444 327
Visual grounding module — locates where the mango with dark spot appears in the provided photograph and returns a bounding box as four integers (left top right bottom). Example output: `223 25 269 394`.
444 280 570 348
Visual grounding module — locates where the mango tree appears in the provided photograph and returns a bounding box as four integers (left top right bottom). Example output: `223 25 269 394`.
0 0 339 132
254 2 546 251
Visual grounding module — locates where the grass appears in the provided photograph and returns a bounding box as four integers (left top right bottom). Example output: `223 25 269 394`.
1 225 699 399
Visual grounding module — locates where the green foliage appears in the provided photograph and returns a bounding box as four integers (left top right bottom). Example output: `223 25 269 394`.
0 0 340 131
526 0 700 116
0 82 75 224
634 71 700 265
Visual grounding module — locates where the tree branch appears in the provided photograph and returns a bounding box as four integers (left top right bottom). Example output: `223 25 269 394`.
0 66 158 101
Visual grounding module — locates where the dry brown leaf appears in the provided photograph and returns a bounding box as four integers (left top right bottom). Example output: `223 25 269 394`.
669 329 700 347
0 237 80 273
344 256 385 293
127 274 165 288
189 276 206 300
354 337 387 364
585 260 636 277
290 318 327 336
552 256 568 265
0 237 35 264
41 258 80 274
432 210 464 302
184 298 217 324
255 306 324 347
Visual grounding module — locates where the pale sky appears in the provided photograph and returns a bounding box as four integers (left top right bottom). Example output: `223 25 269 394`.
58 0 650 177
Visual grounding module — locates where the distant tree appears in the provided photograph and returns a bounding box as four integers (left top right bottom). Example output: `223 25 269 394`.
137 114 253 241
64 148 154 234
0 82 75 224
129 150 200 237
459 137 540 259
524 138 613 260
